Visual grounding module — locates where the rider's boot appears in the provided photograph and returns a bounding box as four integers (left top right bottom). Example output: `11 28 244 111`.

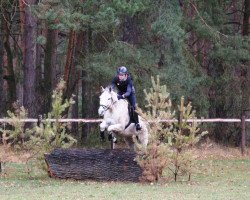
133 111 142 131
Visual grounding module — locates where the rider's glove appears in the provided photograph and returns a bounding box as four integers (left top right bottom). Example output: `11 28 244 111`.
117 95 124 100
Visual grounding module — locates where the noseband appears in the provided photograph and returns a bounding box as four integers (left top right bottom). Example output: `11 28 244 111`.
100 103 112 112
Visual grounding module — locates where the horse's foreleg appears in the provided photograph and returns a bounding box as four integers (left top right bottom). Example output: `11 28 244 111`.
107 124 124 133
100 121 108 141
100 121 108 132
109 131 117 149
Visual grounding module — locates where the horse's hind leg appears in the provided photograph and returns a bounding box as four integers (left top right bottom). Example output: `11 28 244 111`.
138 127 149 146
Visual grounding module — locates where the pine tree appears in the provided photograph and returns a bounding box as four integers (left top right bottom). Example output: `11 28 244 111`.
136 76 208 182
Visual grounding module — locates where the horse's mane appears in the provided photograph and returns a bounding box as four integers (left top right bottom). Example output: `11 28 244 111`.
102 86 128 105
104 85 118 94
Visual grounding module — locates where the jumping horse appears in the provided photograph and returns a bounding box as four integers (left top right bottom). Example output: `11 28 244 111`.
98 86 149 149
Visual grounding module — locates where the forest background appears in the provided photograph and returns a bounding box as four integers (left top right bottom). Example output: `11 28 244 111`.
0 0 249 146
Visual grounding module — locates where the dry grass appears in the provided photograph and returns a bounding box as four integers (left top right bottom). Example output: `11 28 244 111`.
0 146 31 163
1 141 248 164
193 141 249 160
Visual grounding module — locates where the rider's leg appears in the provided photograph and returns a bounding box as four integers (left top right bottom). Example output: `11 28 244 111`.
128 94 141 131
133 108 141 131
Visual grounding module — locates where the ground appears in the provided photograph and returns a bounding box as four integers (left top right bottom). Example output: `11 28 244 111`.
0 143 250 200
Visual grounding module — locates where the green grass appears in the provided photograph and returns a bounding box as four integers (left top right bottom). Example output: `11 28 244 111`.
0 158 250 200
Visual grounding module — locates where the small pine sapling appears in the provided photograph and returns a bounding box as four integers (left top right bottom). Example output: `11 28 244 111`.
136 76 175 182
0 102 32 151
32 79 77 153
26 79 77 171
0 102 35 175
167 97 208 181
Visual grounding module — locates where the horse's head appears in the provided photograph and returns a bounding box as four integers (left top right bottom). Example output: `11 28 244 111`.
98 86 118 116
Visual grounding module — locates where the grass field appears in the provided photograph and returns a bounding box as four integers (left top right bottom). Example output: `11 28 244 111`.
0 145 250 200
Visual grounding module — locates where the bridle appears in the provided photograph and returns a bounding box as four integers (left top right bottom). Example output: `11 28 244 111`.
99 97 115 112
99 90 131 130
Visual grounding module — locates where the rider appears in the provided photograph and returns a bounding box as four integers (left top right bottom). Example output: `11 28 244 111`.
111 66 141 131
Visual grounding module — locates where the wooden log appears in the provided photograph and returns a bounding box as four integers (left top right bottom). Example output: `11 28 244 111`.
44 148 142 182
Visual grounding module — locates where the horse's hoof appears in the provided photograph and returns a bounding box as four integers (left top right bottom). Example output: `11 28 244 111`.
100 131 105 142
108 134 117 143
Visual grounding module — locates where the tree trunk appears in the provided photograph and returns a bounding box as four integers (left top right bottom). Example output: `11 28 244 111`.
0 23 4 116
43 27 58 113
63 30 77 100
242 0 249 36
241 0 250 142
122 15 139 45
211 60 228 142
35 27 46 115
2 11 16 110
45 148 142 182
81 71 91 143
81 29 92 144
23 0 38 117
18 0 25 54
70 32 86 137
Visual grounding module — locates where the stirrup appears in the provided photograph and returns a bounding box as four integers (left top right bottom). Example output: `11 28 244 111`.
135 123 141 131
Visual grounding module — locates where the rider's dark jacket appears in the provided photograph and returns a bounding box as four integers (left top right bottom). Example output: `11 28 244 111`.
111 75 136 107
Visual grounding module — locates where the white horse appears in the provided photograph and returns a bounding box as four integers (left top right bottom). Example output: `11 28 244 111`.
98 86 149 149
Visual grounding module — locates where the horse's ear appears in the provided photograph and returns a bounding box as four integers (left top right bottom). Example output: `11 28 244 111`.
100 86 105 92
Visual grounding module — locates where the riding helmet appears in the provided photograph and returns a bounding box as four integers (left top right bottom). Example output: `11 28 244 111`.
117 66 128 75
